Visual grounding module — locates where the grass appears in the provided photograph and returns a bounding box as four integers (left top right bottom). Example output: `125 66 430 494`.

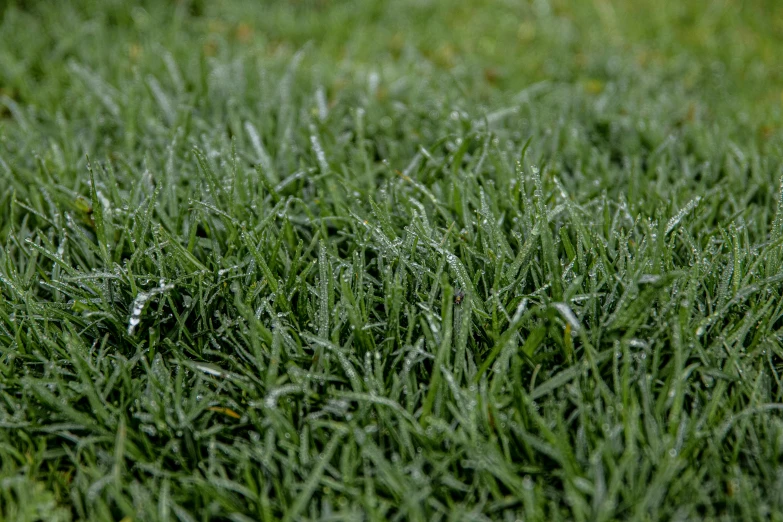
2 0 783 520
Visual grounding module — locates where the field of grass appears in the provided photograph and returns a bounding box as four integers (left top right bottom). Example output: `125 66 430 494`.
2 0 783 520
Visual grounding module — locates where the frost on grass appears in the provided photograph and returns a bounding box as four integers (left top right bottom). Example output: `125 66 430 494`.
127 279 175 335
665 196 701 236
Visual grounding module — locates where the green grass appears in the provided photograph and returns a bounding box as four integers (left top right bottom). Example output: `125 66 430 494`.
2 0 783 520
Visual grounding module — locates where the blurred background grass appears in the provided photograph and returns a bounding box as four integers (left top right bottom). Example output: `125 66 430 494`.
2 0 782 130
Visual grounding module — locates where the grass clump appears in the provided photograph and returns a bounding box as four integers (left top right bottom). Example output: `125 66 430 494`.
1 0 783 520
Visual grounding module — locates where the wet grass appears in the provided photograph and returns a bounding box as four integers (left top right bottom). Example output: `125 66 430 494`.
2 0 783 520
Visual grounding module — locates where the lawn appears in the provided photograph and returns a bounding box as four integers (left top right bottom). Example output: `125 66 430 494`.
2 0 783 520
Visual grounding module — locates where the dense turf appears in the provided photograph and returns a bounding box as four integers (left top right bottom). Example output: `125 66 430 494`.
2 1 783 520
